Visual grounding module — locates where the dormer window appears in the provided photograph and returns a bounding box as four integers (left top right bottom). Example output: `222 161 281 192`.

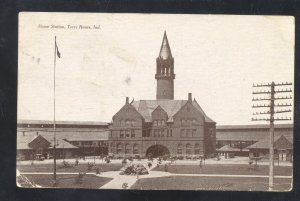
154 120 157 126
158 120 161 126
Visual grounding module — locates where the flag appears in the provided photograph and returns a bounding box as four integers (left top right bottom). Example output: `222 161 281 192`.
55 40 61 58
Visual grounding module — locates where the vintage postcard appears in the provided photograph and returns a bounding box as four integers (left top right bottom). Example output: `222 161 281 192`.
17 12 294 191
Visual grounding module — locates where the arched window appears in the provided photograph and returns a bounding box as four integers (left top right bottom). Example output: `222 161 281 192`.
133 144 139 154
181 119 186 126
131 120 135 126
187 119 192 126
126 120 131 126
154 120 157 126
177 144 183 154
158 120 161 126
194 143 200 155
117 143 122 154
125 144 131 154
192 119 196 125
186 143 191 155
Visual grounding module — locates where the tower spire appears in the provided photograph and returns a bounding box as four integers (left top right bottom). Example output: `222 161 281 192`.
155 31 175 100
159 31 172 60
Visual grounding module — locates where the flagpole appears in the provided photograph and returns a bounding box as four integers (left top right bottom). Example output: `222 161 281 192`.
53 36 57 184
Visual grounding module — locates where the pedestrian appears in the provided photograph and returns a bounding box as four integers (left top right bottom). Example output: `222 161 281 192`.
75 158 79 166
95 167 101 175
164 164 168 172
199 158 203 169
148 162 152 169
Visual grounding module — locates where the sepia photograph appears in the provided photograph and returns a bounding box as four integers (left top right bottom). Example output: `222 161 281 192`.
17 12 294 191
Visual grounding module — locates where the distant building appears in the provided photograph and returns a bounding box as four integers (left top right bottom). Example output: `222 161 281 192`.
17 120 109 160
247 135 293 161
108 32 216 158
216 124 293 160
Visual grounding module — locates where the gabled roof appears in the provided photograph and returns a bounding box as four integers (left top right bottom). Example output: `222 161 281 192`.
17 130 109 150
28 135 51 148
131 99 215 123
246 135 292 149
217 145 240 152
159 31 172 59
17 133 78 150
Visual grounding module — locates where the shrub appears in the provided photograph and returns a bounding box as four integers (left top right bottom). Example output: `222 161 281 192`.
177 156 184 160
105 157 111 163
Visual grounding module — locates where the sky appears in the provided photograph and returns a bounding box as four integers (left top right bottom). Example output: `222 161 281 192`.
18 13 294 125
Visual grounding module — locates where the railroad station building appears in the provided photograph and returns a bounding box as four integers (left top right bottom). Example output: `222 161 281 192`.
108 32 216 158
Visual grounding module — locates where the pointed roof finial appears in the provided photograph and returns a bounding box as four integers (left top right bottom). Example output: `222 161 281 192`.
159 31 172 59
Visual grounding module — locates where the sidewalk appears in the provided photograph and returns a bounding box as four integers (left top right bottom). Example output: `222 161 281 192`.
99 159 158 189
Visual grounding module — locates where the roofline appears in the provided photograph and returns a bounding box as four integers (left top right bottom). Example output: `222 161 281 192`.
17 120 109 126
216 124 293 130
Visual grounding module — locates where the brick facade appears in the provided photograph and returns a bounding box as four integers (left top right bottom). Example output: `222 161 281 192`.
108 32 216 158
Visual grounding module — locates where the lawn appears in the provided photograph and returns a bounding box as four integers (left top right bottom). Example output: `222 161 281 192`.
24 174 112 189
131 176 292 191
17 163 122 173
152 164 292 176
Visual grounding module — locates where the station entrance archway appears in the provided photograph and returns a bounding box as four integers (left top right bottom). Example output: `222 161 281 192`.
146 145 170 158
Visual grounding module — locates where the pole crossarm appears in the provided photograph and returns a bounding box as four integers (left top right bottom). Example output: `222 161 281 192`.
253 111 270 115
274 82 293 86
274 89 292 93
251 118 270 121
274 96 292 100
252 98 271 101
274 109 292 113
252 91 271 94
252 105 271 108
252 82 292 87
274 118 292 121
275 103 292 107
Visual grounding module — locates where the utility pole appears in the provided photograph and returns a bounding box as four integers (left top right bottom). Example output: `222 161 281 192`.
252 82 292 191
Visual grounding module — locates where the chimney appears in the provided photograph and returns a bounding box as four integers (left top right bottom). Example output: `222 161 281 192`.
126 97 129 104
188 93 192 102
22 131 25 136
36 131 39 136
